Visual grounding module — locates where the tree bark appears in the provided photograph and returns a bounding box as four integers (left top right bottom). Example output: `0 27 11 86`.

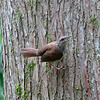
1 0 100 100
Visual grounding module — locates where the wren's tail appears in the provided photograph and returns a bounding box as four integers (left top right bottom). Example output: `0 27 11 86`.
22 48 39 58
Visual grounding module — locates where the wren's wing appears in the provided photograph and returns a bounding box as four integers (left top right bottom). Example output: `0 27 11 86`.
40 42 63 62
38 42 57 56
22 48 39 57
38 44 48 56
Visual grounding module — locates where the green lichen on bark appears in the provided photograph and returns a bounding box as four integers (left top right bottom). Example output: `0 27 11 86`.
15 61 36 99
89 16 99 30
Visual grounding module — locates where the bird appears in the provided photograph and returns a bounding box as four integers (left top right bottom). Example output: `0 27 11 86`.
22 36 70 70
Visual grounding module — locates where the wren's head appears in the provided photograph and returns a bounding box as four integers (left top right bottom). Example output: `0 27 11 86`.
57 36 70 52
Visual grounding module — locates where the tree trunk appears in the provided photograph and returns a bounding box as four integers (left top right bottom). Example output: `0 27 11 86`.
1 0 100 100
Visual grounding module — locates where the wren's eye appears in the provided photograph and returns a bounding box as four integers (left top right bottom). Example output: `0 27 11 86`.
59 38 64 42
61 38 64 41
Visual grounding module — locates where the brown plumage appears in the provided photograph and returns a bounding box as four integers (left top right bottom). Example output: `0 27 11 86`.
22 36 70 62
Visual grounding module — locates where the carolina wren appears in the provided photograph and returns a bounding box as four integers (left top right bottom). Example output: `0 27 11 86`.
22 36 70 70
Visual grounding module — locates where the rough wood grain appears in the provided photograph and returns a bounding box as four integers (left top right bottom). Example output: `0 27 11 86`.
1 0 100 100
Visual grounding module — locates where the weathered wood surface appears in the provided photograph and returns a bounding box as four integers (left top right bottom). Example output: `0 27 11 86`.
1 0 100 100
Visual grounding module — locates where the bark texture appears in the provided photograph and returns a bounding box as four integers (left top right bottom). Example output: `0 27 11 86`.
1 0 100 100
